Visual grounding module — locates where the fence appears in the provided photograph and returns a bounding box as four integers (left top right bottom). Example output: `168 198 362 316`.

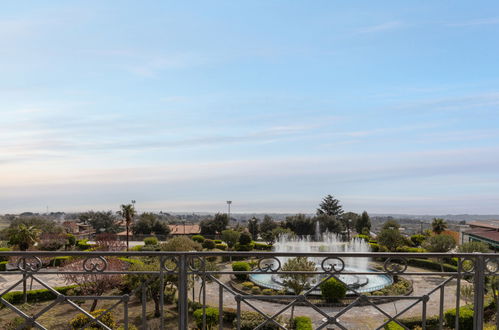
0 251 497 329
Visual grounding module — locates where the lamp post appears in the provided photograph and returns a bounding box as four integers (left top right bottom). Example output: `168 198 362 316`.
226 201 232 223
420 220 423 235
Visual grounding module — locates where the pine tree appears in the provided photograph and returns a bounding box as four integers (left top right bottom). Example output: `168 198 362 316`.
316 195 344 217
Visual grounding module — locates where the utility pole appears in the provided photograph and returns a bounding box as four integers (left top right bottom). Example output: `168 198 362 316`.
226 201 232 223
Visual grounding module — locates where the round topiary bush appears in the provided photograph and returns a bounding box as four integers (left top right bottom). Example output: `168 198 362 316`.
193 307 219 330
262 288 273 295
144 236 158 246
215 243 227 250
238 232 252 245
70 309 116 329
232 261 251 281
242 281 254 290
191 235 205 243
320 277 347 303
251 286 261 294
202 239 216 249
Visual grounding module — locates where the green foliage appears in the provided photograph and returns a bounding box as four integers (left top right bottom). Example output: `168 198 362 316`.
262 288 273 295
261 227 294 245
355 211 371 234
316 194 344 218
200 213 228 235
0 261 8 271
7 224 41 250
144 236 159 246
193 307 219 330
221 230 240 248
66 233 76 246
395 246 426 253
384 321 404 330
51 256 71 267
251 286 261 294
253 242 272 250
76 239 93 250
370 277 411 296
354 234 369 241
70 309 116 329
0 247 11 262
377 227 404 251
293 316 313 330
215 243 227 250
232 261 251 281
191 235 205 243
239 232 252 245
1 285 78 305
458 241 489 253
410 234 426 246
260 215 278 233
284 214 315 236
281 257 316 295
407 258 457 272
431 217 448 235
132 213 170 236
316 214 343 233
423 234 456 252
213 239 222 244
242 282 254 290
160 236 202 251
235 242 254 251
80 211 120 233
444 307 474 329
202 239 216 249
320 277 347 302
236 311 281 330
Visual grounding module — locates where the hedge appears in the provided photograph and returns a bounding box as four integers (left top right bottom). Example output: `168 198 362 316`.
144 237 158 245
191 235 205 243
51 256 71 267
407 258 458 272
253 242 272 250
215 243 227 250
232 261 251 281
0 247 11 262
76 239 92 250
193 307 219 329
203 239 216 249
70 309 116 329
0 261 7 271
118 257 145 267
236 311 282 330
444 307 474 329
293 316 313 330
1 285 79 306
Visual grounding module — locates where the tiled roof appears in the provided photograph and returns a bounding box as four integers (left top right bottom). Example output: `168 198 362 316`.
467 221 499 230
464 228 499 243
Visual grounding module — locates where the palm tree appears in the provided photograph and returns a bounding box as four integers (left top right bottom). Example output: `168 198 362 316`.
431 218 447 235
9 224 41 251
118 204 136 251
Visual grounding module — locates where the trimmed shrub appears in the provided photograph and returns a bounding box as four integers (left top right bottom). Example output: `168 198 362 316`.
242 282 254 290
235 243 254 251
213 239 222 244
239 232 252 245
144 236 158 245
236 311 281 330
320 277 346 303
70 309 116 329
130 245 144 251
354 234 370 242
51 256 71 267
384 321 404 330
395 246 426 253
251 286 261 294
410 234 426 246
191 235 205 243
193 307 219 330
215 243 227 250
203 239 216 249
0 261 8 271
444 307 474 329
118 257 144 267
76 239 92 250
262 288 273 295
293 316 313 330
253 242 272 250
66 233 76 246
0 247 11 262
1 285 79 306
407 258 457 272
232 261 251 281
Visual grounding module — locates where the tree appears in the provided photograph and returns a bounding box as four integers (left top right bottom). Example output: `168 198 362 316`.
261 227 294 245
221 230 240 249
457 241 489 253
423 234 456 252
377 227 404 251
62 258 126 311
238 232 252 245
132 213 170 236
7 217 63 234
315 214 343 234
81 211 120 233
247 217 259 240
117 204 136 251
281 257 316 320
355 211 371 234
260 215 278 234
316 195 344 218
382 219 400 230
431 218 448 235
8 224 41 251
283 214 315 236
200 213 228 235
160 236 202 251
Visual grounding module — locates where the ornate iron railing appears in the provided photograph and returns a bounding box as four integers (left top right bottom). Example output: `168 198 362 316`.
0 251 497 329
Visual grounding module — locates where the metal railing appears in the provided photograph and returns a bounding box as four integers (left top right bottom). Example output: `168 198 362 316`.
0 251 497 329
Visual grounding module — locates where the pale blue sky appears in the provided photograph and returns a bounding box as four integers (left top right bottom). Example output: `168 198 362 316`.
1 1 499 214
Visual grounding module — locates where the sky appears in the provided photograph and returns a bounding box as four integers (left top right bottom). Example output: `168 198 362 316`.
1 1 499 215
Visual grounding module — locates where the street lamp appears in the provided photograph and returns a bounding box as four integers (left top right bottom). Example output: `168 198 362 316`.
226 201 232 222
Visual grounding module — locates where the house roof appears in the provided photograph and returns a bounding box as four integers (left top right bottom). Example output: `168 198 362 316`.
168 224 200 235
464 228 499 245
467 221 499 230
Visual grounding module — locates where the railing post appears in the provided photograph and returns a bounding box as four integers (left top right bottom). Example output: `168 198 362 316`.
473 255 485 330
178 254 189 330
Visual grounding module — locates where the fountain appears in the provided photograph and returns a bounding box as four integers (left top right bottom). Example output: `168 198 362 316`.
249 226 392 295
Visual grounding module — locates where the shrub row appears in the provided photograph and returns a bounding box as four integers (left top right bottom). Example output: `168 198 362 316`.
407 258 458 272
293 316 313 330
253 242 272 250
0 261 7 271
1 285 79 306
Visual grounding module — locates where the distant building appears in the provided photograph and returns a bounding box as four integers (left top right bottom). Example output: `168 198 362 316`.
462 221 499 250
62 221 95 239
168 224 200 235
